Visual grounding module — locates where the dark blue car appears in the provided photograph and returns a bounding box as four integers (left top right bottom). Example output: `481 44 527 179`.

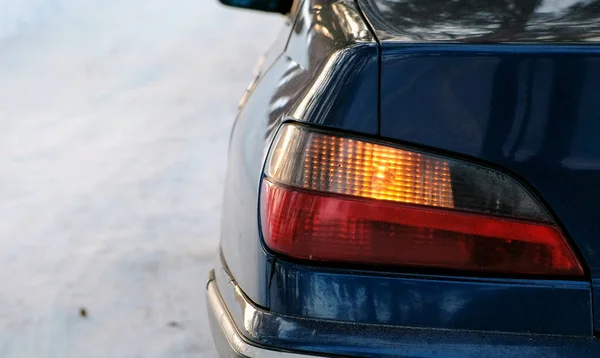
207 1 600 356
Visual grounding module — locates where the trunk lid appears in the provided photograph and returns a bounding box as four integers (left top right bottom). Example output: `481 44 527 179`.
358 0 600 333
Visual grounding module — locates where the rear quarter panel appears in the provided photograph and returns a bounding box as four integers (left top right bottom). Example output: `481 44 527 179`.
219 0 378 306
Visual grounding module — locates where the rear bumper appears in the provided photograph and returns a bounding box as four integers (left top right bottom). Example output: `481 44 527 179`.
206 273 323 358
207 267 600 358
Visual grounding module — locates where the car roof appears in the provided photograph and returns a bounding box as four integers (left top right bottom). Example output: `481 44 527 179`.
357 0 600 43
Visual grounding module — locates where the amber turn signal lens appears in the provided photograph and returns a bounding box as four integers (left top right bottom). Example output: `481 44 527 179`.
261 123 584 277
268 125 453 207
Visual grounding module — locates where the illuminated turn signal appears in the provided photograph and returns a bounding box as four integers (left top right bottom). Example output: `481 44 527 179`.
261 124 584 277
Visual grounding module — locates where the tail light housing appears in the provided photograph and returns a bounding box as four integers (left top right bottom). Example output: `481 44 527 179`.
260 123 584 277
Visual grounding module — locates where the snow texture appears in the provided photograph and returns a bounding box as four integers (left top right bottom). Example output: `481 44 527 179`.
0 1 280 357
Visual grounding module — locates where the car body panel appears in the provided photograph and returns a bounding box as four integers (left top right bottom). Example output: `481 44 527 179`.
219 0 378 307
595 278 600 329
214 0 600 355
357 0 600 43
269 259 592 335
375 43 600 331
219 13 297 307
209 260 600 358
279 0 379 135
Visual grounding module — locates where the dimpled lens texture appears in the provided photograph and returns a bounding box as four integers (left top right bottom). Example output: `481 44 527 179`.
266 124 549 221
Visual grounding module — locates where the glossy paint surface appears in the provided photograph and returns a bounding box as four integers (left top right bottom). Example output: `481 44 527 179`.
269 259 591 336
210 264 600 358
219 0 378 306
219 7 296 307
358 0 600 43
218 0 600 351
377 45 600 329
595 278 600 329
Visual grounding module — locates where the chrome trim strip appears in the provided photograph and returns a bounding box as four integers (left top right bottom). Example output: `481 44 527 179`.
207 279 324 358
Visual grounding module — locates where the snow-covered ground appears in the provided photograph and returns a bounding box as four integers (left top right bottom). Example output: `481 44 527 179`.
0 1 280 357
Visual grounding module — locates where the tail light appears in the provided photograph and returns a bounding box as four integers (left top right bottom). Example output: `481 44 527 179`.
260 124 584 277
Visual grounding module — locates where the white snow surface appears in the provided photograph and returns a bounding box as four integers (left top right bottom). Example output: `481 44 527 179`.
0 1 280 357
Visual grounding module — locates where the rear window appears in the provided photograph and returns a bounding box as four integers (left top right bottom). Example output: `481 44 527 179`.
360 0 600 42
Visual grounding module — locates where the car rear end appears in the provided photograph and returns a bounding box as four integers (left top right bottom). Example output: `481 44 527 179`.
208 0 600 356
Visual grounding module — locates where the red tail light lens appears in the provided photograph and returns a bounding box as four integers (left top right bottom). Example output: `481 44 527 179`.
260 124 584 277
